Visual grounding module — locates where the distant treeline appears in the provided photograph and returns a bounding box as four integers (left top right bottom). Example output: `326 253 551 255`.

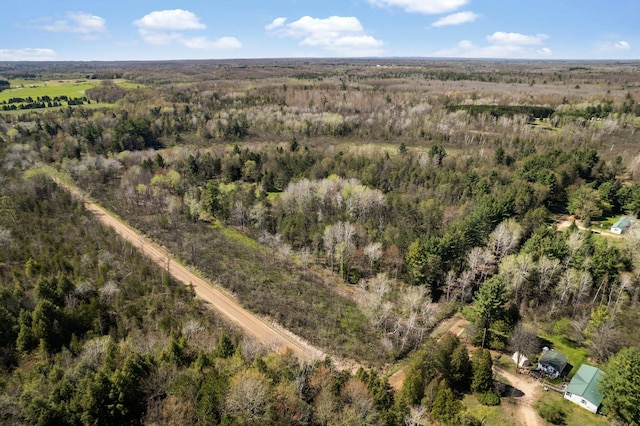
1 95 89 111
0 79 9 91
85 84 128 103
87 71 124 79
448 104 555 119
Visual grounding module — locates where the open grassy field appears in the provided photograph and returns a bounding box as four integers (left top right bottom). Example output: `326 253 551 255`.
0 78 137 110
462 394 519 426
0 79 96 102
534 390 609 426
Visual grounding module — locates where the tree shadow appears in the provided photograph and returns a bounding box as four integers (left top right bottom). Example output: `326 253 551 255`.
539 336 553 350
494 381 525 398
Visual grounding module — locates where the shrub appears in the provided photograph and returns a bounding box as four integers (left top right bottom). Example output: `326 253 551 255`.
476 391 500 406
537 403 566 425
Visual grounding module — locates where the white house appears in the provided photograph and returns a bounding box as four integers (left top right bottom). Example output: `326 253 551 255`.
610 216 631 234
563 364 604 414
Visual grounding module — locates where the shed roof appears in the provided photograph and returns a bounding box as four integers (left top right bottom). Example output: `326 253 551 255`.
612 216 631 229
539 349 569 373
565 364 604 407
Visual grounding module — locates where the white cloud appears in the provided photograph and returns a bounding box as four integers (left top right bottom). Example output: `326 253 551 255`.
133 10 241 51
368 0 468 14
598 40 631 52
267 15 384 56
432 11 479 27
436 32 553 58
487 32 547 45
286 16 364 37
458 40 474 50
137 29 182 46
133 9 205 31
265 17 287 31
181 36 242 50
42 12 106 34
33 12 106 39
0 48 57 61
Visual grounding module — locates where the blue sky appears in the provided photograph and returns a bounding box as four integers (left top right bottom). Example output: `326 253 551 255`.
1 0 638 61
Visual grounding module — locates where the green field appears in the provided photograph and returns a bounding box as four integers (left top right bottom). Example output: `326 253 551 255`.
0 79 96 102
0 78 137 111
462 394 519 426
535 390 609 426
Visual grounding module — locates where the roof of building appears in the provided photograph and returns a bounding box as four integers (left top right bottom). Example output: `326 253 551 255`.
512 352 532 367
565 364 604 407
612 216 631 229
539 349 570 373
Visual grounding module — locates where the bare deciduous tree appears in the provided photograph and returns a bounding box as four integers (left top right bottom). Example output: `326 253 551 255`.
457 270 475 303
499 253 534 306
587 321 622 363
259 231 281 261
508 323 539 367
535 256 561 305
225 370 271 423
488 218 523 260
231 200 248 230
443 270 458 302
341 379 377 423
466 246 495 283
278 243 293 264
363 241 383 275
99 280 120 305
324 221 357 277
181 319 203 340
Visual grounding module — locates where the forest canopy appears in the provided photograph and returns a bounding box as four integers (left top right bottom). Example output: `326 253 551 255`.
1 58 640 425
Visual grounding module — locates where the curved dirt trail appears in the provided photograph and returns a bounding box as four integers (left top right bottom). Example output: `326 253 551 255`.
494 366 544 426
557 215 622 239
59 179 325 363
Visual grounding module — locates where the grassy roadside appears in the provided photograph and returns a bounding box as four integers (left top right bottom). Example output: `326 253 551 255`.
57 174 391 365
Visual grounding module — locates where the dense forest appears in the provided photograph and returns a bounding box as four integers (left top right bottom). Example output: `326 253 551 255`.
2 59 640 425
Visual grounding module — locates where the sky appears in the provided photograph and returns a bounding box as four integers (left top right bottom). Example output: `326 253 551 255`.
1 0 638 61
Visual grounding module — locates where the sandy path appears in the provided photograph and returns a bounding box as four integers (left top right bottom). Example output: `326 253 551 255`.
58 179 325 363
494 366 544 426
557 215 622 239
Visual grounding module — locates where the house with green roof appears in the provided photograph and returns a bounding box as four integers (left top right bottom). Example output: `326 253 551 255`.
563 364 604 414
611 216 631 234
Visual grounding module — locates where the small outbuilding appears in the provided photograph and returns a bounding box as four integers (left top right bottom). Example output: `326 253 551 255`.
610 216 631 234
512 351 533 368
537 349 571 379
563 364 604 414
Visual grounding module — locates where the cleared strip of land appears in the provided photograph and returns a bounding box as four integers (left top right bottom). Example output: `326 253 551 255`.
57 178 325 363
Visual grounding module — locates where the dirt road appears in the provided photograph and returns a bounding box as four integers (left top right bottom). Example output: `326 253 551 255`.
59 178 324 363
494 366 544 426
557 215 622 239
